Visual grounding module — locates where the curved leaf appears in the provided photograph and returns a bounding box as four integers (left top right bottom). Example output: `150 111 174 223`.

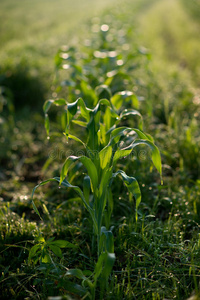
119 109 143 130
83 175 91 205
87 98 111 150
43 99 67 113
44 113 50 137
94 252 115 284
125 139 162 181
133 128 154 142
48 244 62 258
49 240 76 248
28 244 40 262
60 156 98 192
32 177 98 234
59 278 88 297
95 84 112 100
64 133 86 148
99 146 113 169
108 127 133 146
112 170 141 221
66 269 94 289
111 91 139 110
101 226 114 253
113 148 132 165
43 99 54 113
67 97 90 127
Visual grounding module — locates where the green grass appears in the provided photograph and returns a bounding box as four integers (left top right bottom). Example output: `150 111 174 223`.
1 0 200 299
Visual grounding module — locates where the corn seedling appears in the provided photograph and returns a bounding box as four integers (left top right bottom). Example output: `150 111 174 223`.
32 93 162 298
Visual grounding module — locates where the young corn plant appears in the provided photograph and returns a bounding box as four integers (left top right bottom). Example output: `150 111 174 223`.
32 94 162 298
53 23 150 109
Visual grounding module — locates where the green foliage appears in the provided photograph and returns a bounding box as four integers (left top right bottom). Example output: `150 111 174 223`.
53 22 150 109
32 85 162 298
28 236 76 264
1 0 200 299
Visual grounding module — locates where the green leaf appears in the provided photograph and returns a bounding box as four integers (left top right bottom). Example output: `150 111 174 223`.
83 175 90 205
48 244 62 258
99 146 113 169
102 107 118 144
86 99 111 151
113 148 132 165
55 177 98 235
66 269 87 281
42 203 49 215
111 91 139 109
60 155 98 192
28 244 40 261
94 252 115 283
94 252 105 282
32 178 61 220
59 279 89 297
50 240 76 248
104 188 113 229
64 133 86 148
32 200 42 220
101 226 114 253
112 170 141 221
99 168 112 199
53 98 67 106
72 120 88 127
47 237 55 243
67 98 90 125
43 99 54 113
44 113 50 137
36 236 45 243
43 98 71 136
119 109 143 130
103 252 115 281
108 127 132 146
60 156 78 183
126 139 162 181
80 80 98 107
65 269 94 289
95 84 112 100
43 99 66 114
96 168 113 233
41 253 51 264
112 127 154 165
133 128 154 142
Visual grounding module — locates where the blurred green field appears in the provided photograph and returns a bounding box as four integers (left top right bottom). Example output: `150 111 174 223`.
0 0 124 110
0 0 122 59
1 0 199 108
138 0 200 85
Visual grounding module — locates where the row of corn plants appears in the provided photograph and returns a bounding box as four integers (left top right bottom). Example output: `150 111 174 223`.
31 22 162 299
